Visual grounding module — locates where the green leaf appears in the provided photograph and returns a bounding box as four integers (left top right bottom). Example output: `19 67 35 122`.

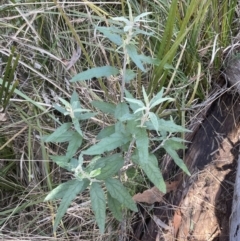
78 112 96 120
114 121 129 136
142 86 149 105
105 178 138 212
44 179 89 231
50 156 71 170
72 118 83 136
140 155 166 193
97 125 115 140
42 123 72 142
135 127 149 163
91 100 116 115
69 158 79 169
133 29 154 37
124 69 136 83
90 182 106 233
53 104 67 115
134 106 146 114
149 97 174 109
124 97 144 108
149 88 163 107
118 113 135 121
126 44 146 72
83 133 127 155
149 89 174 109
163 140 190 176
66 132 82 158
107 192 123 221
43 130 75 143
126 119 139 134
165 139 186 150
148 112 159 133
70 91 79 104
52 179 89 231
133 12 152 22
96 26 122 46
115 102 129 120
89 168 101 177
70 91 82 118
124 90 139 112
44 179 80 200
94 154 124 180
139 55 160 65
84 156 101 173
58 97 71 109
70 66 119 82
112 16 131 25
146 118 190 133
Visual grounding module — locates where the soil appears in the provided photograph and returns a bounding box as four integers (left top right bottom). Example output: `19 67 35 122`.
131 89 240 241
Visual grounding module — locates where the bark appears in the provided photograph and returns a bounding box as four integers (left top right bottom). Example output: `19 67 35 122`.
230 153 240 241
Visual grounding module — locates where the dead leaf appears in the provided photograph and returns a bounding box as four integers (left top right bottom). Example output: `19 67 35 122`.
0 113 7 122
66 45 81 70
153 215 171 230
133 181 179 204
172 209 182 237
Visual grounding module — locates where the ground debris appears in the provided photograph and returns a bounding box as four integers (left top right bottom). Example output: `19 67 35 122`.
132 92 240 241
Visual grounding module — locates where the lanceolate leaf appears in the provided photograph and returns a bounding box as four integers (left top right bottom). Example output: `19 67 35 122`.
70 66 119 82
133 12 152 22
53 104 67 115
107 192 123 221
78 112 96 120
124 97 145 108
44 179 80 201
148 112 159 133
124 69 136 83
70 90 79 104
50 155 71 170
72 118 83 136
135 127 149 163
158 119 190 133
163 140 190 176
45 179 90 232
139 55 160 65
146 118 189 133
105 178 138 212
140 155 166 193
97 125 115 140
70 91 84 120
91 100 116 115
124 89 139 112
90 182 106 233
115 102 129 120
42 123 72 142
66 132 82 158
83 133 127 155
149 88 163 107
96 26 122 46
142 86 149 105
126 44 146 72
94 154 124 180
149 96 174 109
112 16 131 25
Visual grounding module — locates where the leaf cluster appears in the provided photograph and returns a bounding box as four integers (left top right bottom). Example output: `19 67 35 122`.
43 8 190 234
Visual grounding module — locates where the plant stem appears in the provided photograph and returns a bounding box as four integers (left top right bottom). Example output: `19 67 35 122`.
121 50 128 102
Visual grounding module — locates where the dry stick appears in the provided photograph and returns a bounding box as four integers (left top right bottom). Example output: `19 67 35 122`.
0 125 28 151
230 146 240 241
